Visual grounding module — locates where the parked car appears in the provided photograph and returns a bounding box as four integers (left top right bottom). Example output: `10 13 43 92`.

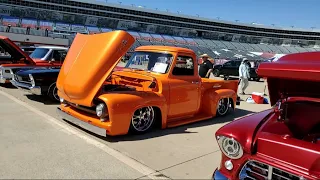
212 52 320 180
11 67 61 101
0 35 68 84
56 31 240 137
20 46 36 55
11 65 126 102
212 60 261 81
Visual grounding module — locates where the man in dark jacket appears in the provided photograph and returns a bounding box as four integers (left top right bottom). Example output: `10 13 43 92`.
199 54 213 78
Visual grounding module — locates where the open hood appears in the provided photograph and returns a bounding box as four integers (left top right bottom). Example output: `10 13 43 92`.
0 36 35 64
57 31 135 107
257 52 320 105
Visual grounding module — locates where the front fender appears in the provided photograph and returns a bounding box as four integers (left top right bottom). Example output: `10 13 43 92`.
216 109 273 153
97 91 168 133
201 89 237 116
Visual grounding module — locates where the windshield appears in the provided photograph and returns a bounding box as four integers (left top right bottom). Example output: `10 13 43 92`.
125 51 173 74
29 48 49 59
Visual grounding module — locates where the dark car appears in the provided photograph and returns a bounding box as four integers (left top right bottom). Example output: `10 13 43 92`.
11 67 60 102
212 60 261 81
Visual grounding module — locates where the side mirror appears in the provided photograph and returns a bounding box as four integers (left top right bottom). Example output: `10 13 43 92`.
49 58 55 63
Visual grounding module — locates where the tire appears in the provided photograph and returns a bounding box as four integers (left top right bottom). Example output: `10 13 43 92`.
48 82 59 102
216 98 230 116
213 69 220 77
129 106 156 134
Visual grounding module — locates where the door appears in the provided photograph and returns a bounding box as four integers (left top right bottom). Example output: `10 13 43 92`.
221 61 233 75
49 50 68 66
168 54 200 119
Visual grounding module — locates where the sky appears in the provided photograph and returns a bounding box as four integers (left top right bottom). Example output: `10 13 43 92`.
97 0 319 30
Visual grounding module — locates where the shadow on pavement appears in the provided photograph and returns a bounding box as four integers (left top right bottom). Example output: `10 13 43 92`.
63 108 254 142
25 94 59 105
0 83 16 89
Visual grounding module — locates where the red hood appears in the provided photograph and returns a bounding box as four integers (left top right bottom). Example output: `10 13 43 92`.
0 36 35 65
216 109 274 153
257 52 320 105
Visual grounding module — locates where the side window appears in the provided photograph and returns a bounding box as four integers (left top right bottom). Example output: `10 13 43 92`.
223 61 232 67
52 50 67 62
172 55 194 76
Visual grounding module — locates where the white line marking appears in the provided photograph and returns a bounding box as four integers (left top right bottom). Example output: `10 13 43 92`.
0 90 169 180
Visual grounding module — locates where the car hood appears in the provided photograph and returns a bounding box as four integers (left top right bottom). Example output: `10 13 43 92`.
57 31 135 107
257 52 320 106
16 67 61 76
0 36 35 64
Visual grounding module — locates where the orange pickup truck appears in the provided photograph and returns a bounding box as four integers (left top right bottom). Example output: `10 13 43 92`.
56 30 240 136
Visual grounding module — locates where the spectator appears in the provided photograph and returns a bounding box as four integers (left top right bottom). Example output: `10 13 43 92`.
238 59 250 95
199 54 213 78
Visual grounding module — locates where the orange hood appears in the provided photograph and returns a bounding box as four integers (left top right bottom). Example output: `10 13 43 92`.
57 31 135 107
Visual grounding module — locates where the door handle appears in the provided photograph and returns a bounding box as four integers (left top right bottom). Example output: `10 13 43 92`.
192 81 199 84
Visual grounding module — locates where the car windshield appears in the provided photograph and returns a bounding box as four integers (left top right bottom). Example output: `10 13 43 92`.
124 51 173 74
29 48 49 59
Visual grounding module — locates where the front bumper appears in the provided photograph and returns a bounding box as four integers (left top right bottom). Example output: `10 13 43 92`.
212 169 228 180
10 80 42 95
56 107 108 137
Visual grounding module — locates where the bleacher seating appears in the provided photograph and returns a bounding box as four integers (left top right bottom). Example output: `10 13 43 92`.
162 35 176 44
21 19 37 28
2 16 20 27
127 31 141 39
150 34 164 42
87 26 100 34
39 21 53 30
138 32 153 41
101 28 112 32
54 22 70 31
71 24 87 33
172 36 187 44
1 15 319 61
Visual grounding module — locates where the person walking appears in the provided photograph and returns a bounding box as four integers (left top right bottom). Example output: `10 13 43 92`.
199 54 213 78
238 59 250 95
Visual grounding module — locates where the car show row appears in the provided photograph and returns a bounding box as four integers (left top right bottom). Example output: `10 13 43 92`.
0 31 319 180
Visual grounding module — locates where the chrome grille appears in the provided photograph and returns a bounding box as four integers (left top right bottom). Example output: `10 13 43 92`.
239 160 302 180
14 74 31 84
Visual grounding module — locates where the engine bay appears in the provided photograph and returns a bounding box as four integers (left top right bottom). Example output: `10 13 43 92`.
262 99 320 144
101 72 158 93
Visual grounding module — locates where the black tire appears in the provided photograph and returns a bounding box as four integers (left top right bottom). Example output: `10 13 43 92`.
129 106 156 134
48 82 59 102
213 69 220 77
216 98 230 116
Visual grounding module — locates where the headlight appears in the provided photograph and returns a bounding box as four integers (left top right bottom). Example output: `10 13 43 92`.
217 136 243 159
59 97 64 103
29 74 35 87
96 103 108 121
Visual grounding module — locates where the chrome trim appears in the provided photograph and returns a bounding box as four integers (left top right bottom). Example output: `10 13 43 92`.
212 169 229 180
10 79 42 95
239 160 301 180
56 107 107 137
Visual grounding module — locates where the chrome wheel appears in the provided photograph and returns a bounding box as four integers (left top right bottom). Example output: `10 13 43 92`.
52 85 59 101
217 98 230 116
131 106 155 132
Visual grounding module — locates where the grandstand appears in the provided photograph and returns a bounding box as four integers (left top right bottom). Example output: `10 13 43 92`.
0 0 319 60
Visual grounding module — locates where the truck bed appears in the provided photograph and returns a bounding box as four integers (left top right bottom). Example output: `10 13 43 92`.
201 78 239 93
